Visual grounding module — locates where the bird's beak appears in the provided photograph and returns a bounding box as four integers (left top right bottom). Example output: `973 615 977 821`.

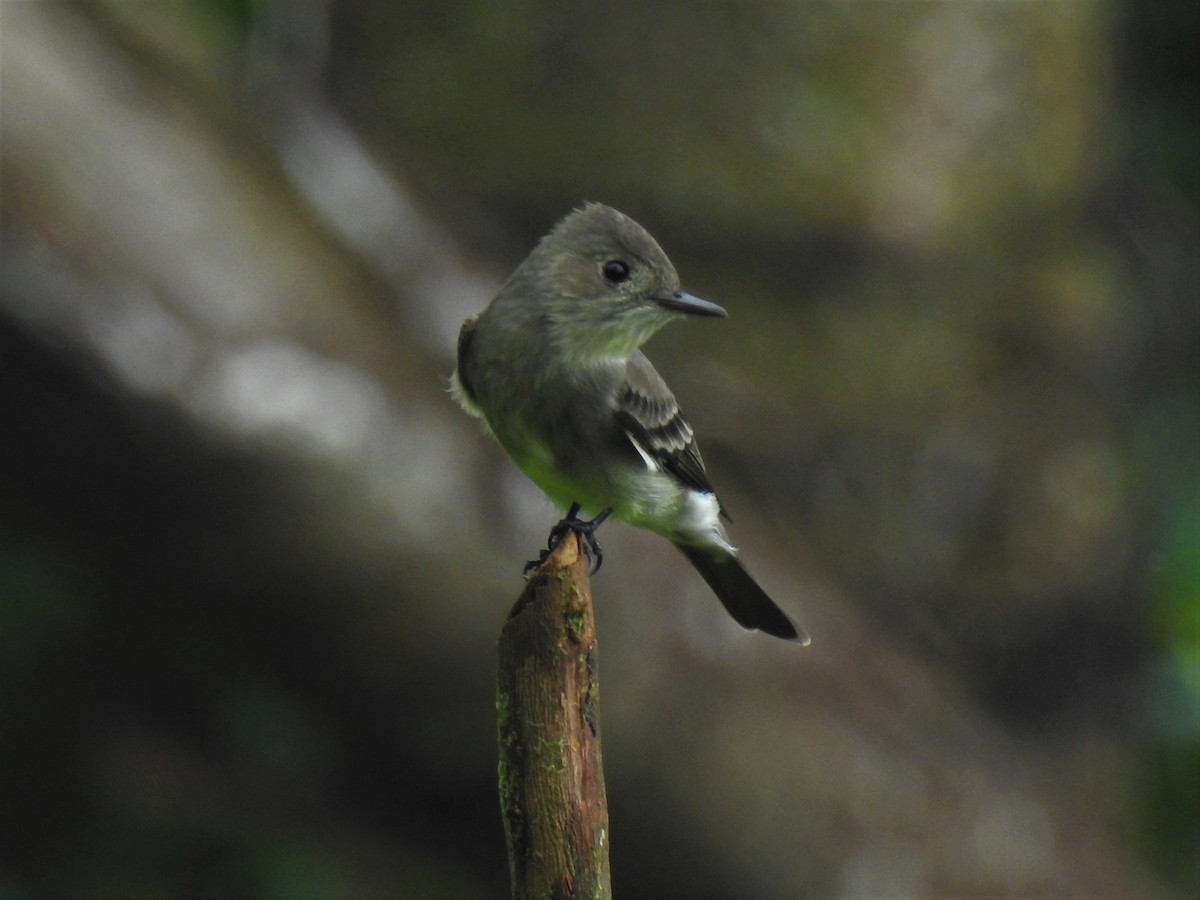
656 291 728 318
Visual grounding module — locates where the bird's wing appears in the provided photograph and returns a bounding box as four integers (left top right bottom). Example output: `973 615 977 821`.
614 352 726 514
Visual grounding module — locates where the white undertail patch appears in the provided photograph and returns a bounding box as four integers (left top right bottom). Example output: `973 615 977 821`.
678 489 736 554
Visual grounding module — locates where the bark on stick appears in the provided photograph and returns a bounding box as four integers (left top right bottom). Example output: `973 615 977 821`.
497 532 611 900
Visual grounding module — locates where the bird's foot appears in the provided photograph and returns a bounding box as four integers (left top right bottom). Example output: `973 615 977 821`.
523 503 612 575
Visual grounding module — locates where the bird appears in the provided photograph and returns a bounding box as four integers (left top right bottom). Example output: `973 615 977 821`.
451 203 807 643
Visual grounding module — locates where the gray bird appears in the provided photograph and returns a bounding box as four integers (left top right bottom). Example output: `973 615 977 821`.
452 203 807 642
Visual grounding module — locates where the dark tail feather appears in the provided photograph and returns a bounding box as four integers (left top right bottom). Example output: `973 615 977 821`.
675 544 809 644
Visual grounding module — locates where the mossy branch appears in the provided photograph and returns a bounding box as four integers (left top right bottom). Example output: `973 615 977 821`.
497 532 611 900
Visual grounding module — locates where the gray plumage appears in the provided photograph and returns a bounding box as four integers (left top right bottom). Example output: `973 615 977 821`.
452 203 806 642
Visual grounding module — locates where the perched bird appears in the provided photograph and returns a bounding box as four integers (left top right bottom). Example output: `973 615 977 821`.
451 203 807 642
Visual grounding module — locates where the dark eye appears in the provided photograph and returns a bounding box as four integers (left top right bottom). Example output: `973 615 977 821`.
602 260 630 284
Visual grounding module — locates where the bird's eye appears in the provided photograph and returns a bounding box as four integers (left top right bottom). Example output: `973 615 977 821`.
602 260 631 284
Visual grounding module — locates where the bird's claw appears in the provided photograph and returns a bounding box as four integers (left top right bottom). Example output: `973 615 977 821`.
523 503 612 576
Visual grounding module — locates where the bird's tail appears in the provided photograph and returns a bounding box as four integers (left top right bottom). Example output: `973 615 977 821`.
674 544 809 643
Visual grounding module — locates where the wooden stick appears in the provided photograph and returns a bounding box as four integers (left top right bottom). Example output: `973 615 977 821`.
497 532 611 900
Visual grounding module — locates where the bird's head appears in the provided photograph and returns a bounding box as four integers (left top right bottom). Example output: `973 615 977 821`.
508 203 726 362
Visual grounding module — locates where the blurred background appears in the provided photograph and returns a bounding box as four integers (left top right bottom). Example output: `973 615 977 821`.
2 1 1197 897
